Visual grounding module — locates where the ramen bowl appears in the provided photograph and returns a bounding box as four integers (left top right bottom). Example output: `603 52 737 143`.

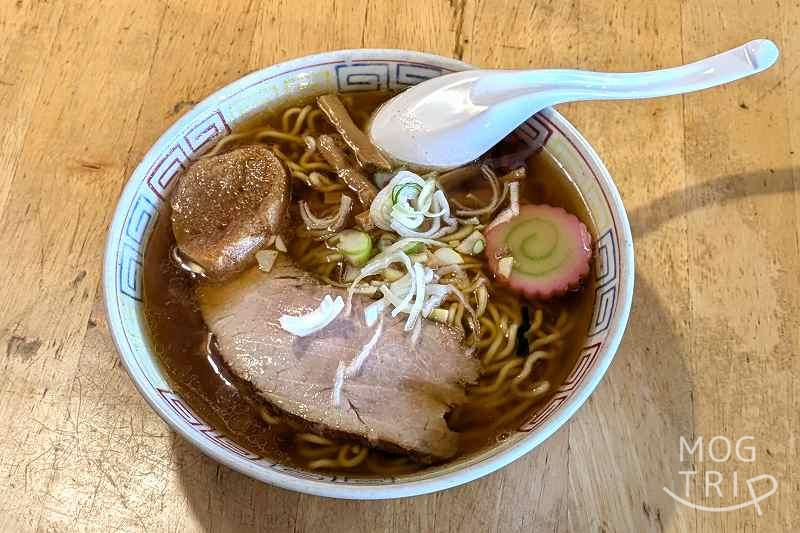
103 49 634 499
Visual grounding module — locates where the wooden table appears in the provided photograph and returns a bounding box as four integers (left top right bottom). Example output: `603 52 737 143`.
0 1 796 531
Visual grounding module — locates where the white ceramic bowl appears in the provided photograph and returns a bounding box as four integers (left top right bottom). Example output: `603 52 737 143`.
103 49 634 499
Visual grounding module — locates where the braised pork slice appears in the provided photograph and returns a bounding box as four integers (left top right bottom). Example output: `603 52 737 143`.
171 145 290 280
197 259 480 459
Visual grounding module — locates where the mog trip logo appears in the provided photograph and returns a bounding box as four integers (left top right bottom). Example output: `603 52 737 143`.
663 436 778 515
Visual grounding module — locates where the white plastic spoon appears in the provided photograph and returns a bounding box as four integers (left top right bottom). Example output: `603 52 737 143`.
369 39 779 169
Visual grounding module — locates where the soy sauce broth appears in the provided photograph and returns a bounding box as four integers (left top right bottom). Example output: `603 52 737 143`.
142 91 596 474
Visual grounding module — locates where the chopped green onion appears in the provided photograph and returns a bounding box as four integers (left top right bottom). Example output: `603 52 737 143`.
403 242 425 254
497 256 514 278
255 250 279 272
335 230 373 267
369 170 456 238
441 224 475 243
382 267 406 282
433 248 464 266
392 182 422 204
455 230 486 255
428 308 450 323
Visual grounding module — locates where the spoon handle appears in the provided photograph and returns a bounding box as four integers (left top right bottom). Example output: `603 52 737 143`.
471 39 780 106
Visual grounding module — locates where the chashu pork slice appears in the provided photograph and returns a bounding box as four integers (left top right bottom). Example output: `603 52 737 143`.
197 258 480 459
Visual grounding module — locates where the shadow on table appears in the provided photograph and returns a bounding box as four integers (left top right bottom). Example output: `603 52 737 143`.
629 167 798 236
568 166 799 532
170 168 796 532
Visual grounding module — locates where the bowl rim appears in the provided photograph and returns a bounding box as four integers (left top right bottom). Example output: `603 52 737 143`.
103 48 634 500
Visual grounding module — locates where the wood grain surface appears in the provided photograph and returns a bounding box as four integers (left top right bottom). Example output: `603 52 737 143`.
0 1 797 531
